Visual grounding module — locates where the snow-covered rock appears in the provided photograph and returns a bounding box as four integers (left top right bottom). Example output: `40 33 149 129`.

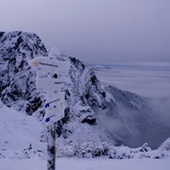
0 31 47 115
158 137 170 151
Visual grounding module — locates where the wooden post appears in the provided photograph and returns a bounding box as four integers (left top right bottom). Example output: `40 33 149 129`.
47 122 56 170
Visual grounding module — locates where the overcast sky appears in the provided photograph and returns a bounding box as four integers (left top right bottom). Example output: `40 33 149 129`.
1 0 170 64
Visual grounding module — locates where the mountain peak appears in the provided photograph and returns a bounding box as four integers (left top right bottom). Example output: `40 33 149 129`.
0 31 47 60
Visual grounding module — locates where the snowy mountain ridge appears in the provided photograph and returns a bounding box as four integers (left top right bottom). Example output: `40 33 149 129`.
0 31 170 158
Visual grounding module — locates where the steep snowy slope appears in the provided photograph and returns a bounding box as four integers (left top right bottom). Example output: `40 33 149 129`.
0 103 46 157
0 31 170 157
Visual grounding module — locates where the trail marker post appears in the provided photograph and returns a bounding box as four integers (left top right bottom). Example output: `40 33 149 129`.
29 55 70 170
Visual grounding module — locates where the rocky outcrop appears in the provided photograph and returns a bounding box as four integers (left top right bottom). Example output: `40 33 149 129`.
159 137 170 151
0 31 47 114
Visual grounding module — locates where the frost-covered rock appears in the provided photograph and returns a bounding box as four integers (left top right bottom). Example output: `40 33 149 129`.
0 31 47 114
56 141 167 159
158 137 170 151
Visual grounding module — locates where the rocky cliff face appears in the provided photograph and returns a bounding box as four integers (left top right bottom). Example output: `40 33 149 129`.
0 31 47 114
0 31 169 151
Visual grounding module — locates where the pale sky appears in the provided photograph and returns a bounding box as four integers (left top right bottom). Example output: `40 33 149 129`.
1 0 170 64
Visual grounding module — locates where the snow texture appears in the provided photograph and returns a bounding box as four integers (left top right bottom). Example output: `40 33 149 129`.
1 158 170 170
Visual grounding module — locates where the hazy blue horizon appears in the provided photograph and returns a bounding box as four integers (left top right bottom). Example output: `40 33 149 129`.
94 62 170 99
87 61 170 68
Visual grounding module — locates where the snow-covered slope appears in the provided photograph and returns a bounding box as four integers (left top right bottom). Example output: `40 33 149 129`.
0 31 170 158
0 102 46 158
0 102 44 150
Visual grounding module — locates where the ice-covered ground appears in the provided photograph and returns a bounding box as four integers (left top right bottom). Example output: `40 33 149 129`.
0 157 170 170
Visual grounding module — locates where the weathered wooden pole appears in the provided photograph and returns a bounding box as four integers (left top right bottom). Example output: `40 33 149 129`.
45 92 66 170
47 123 56 170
